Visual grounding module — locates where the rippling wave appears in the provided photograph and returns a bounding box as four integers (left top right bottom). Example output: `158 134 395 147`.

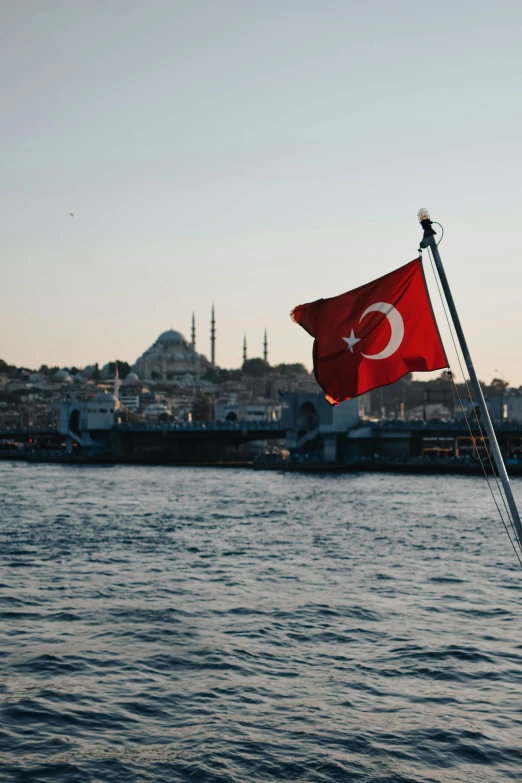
1 462 522 782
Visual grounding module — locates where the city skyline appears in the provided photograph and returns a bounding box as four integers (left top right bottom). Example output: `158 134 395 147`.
1 311 277 374
3 2 522 384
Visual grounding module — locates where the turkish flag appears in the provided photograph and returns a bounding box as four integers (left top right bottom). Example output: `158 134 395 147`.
291 258 447 405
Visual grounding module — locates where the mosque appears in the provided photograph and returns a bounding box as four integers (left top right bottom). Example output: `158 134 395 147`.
130 307 269 384
131 308 215 383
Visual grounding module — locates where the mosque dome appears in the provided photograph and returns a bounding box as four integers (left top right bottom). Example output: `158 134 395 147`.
156 330 186 345
87 392 117 410
124 372 140 384
79 365 95 380
100 363 113 379
54 370 72 382
93 392 116 403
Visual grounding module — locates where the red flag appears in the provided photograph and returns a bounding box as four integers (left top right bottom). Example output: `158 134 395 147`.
291 258 447 405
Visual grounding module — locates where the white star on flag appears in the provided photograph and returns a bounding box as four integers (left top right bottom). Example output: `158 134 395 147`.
343 329 361 353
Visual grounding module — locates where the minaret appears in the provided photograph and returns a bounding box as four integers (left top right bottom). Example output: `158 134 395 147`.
191 312 196 351
243 334 247 364
113 363 119 406
210 304 216 366
263 329 268 363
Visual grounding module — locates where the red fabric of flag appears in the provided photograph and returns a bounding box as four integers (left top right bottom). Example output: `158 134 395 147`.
291 258 447 405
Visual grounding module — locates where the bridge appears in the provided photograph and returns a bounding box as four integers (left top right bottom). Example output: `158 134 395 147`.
114 420 283 436
0 420 283 441
0 426 60 440
113 420 284 460
2 416 522 465
0 420 285 463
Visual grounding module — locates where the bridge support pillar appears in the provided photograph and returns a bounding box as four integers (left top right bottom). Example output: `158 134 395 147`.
285 430 298 449
323 434 337 462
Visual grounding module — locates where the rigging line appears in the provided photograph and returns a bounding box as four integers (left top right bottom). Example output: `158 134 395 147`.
455 377 516 541
426 244 514 517
426 245 521 560
428 249 520 552
426 244 516 538
424 221 520 554
425 247 522 565
449 375 522 566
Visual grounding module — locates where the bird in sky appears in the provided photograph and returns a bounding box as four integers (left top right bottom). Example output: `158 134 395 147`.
69 212 74 217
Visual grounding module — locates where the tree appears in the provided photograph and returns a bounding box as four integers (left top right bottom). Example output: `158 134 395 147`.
107 360 131 379
242 358 270 377
192 393 214 422
91 363 101 381
274 363 309 378
203 367 242 383
490 377 509 393
0 359 16 376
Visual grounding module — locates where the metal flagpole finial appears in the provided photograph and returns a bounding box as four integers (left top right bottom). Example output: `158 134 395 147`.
417 208 437 247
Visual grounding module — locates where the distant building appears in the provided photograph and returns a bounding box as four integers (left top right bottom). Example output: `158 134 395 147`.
119 395 140 412
282 392 364 461
54 370 73 384
143 403 171 420
59 392 117 452
139 391 159 409
132 329 212 382
214 402 281 423
454 394 522 423
506 396 522 421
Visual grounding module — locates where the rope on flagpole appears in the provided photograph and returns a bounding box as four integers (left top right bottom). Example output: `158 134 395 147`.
425 242 519 541
428 260 520 553
425 236 512 515
424 243 522 566
449 371 522 566
425 242 522 562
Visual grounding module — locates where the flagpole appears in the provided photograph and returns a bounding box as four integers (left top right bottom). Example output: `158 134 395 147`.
418 209 522 552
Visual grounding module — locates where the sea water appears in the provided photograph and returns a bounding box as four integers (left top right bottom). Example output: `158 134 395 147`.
1 461 521 782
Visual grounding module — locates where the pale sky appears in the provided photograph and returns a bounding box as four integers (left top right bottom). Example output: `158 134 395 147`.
2 0 522 385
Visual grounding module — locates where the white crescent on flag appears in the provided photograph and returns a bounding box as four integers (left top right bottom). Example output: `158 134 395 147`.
360 302 404 360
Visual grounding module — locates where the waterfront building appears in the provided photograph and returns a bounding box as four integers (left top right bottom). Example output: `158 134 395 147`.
282 392 363 461
214 401 281 423
119 394 140 412
143 403 171 420
59 392 117 451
